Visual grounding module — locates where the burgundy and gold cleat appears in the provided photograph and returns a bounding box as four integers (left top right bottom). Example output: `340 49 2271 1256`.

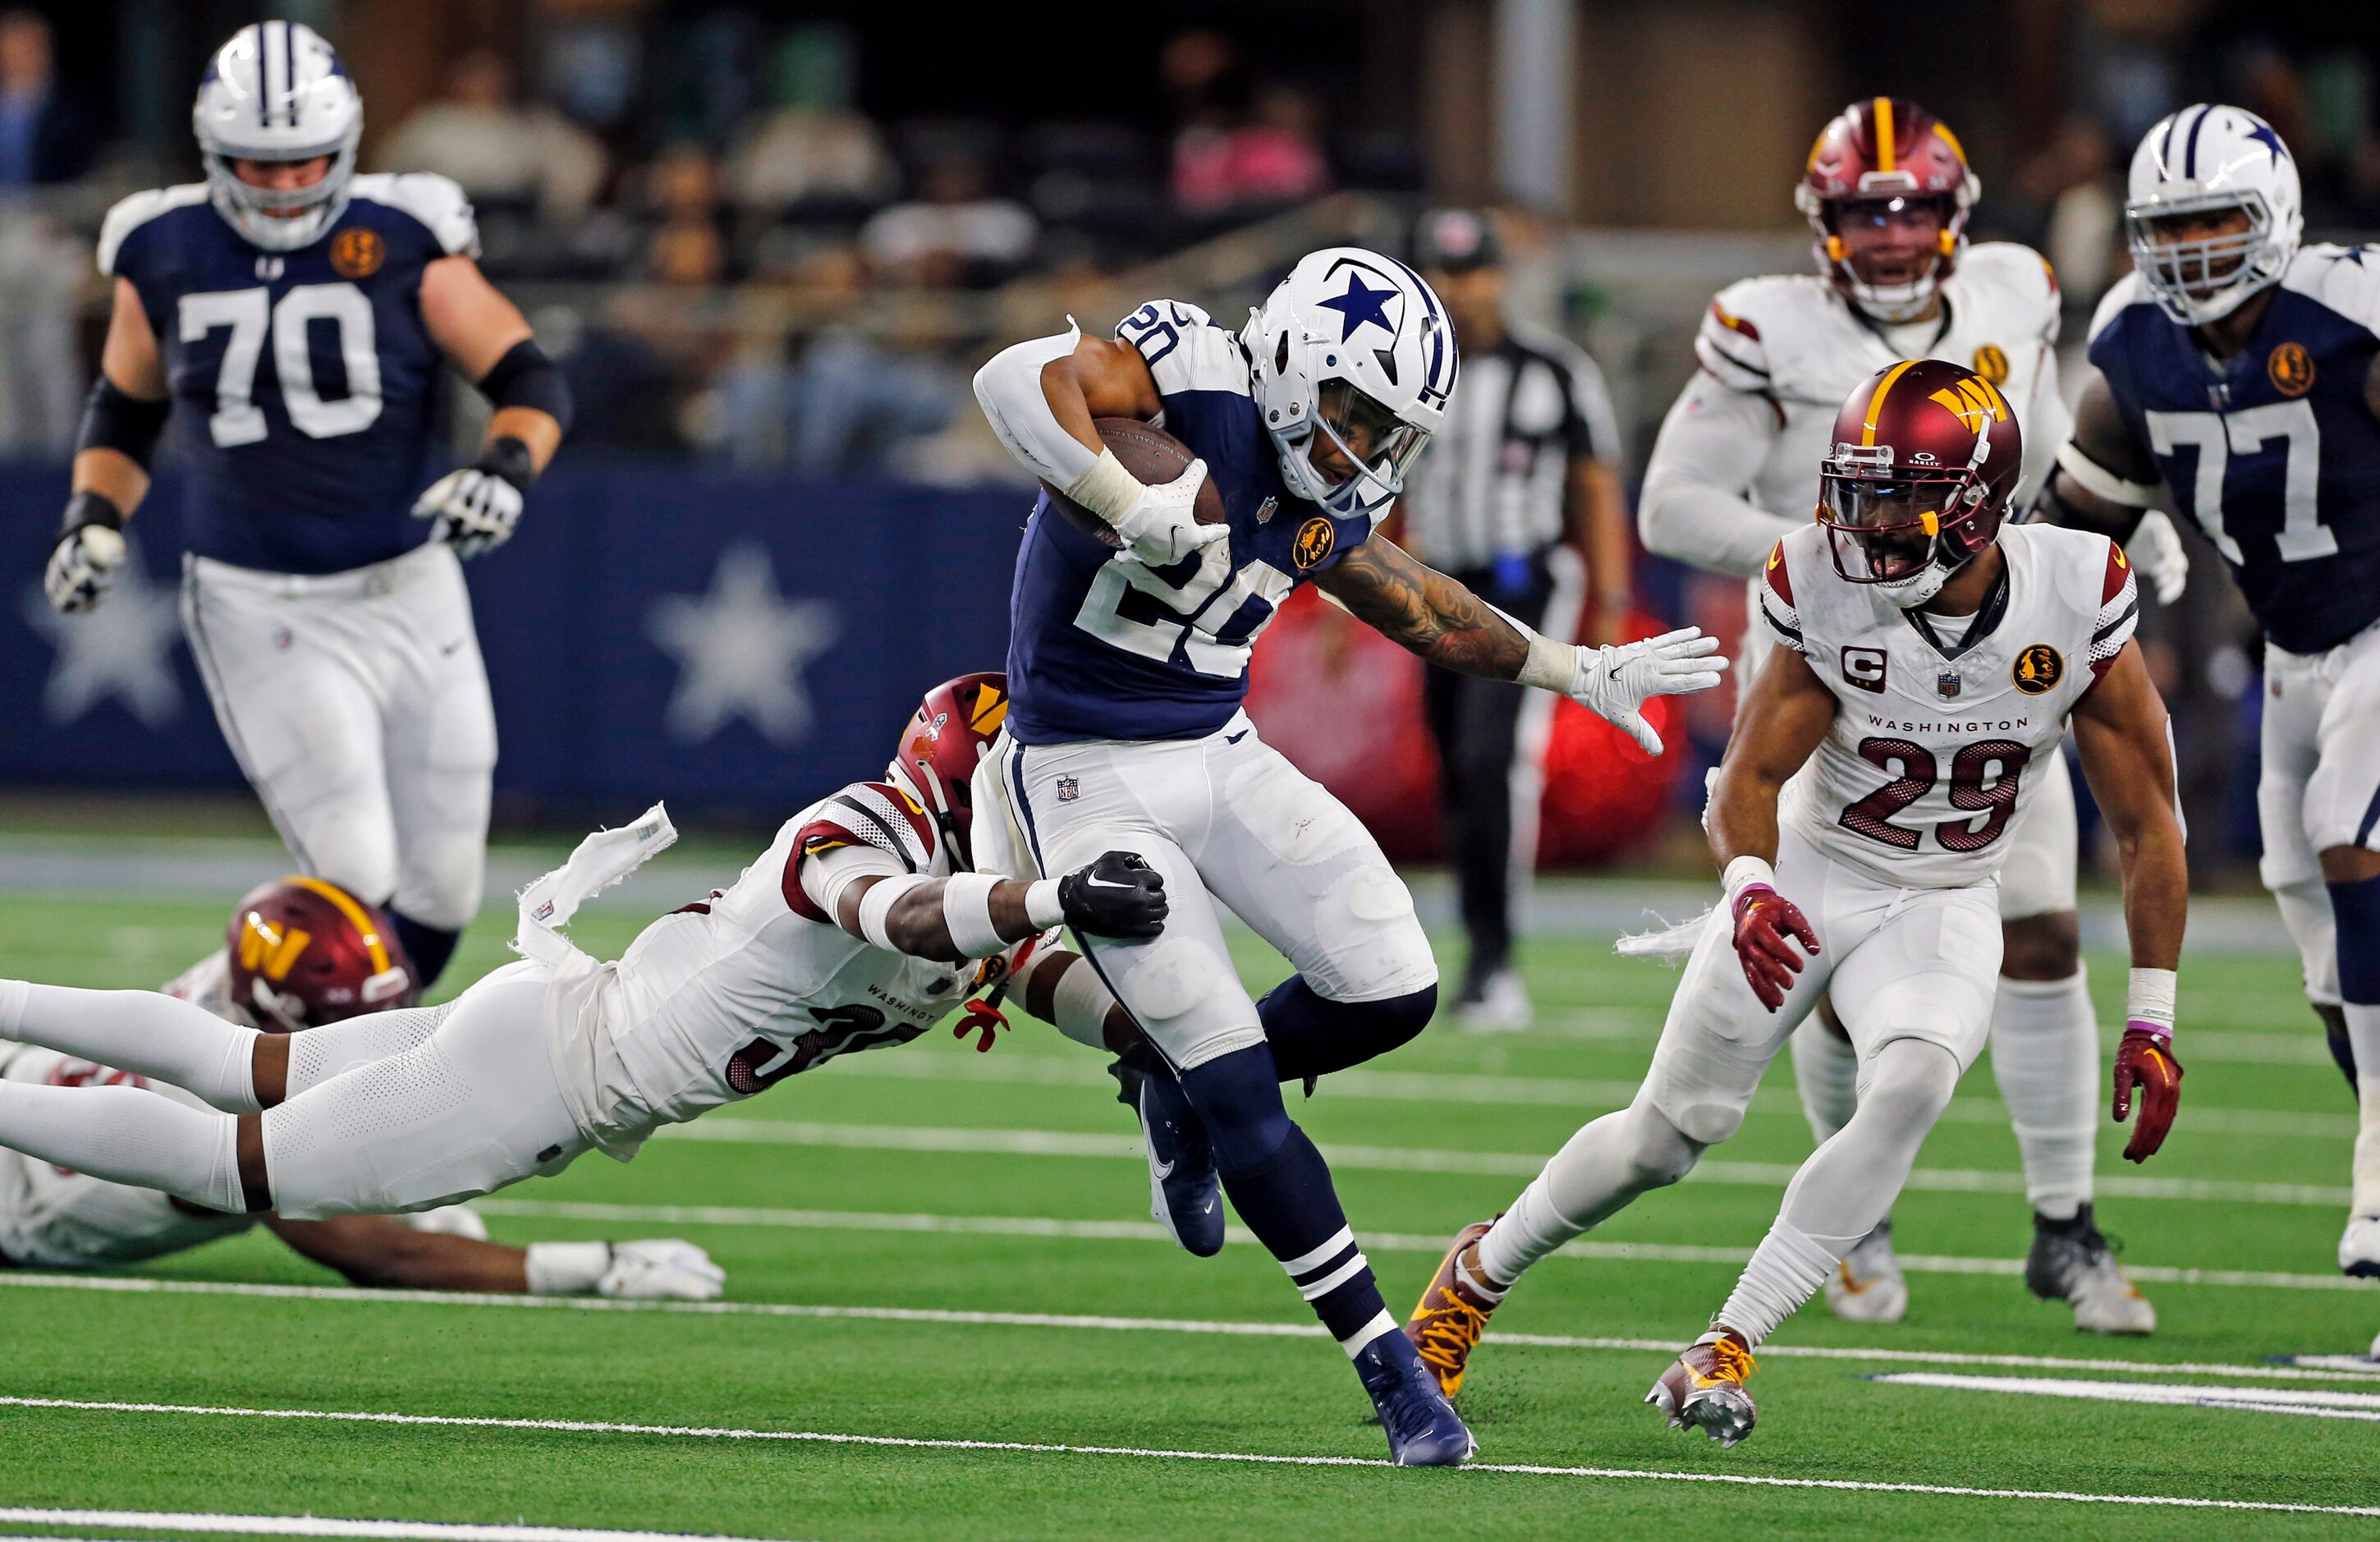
1646 1331 1759 1448
1404 1218 1502 1398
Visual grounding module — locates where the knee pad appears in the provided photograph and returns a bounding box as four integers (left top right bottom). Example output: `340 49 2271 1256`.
1644 1038 1759 1147
1621 1101 1703 1189
1306 865 1438 999
394 833 488 932
300 812 400 916
1112 938 1263 1072
1855 1037 1961 1122
1176 1044 1293 1169
2272 879 2341 1007
1119 938 1221 1022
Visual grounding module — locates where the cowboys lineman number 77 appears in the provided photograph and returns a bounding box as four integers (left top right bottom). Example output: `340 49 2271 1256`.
972 247 1726 1464
45 21 571 992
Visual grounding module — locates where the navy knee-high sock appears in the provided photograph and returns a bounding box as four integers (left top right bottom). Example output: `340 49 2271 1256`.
1258 976 1437 1084
1177 1044 1396 1355
386 909 461 990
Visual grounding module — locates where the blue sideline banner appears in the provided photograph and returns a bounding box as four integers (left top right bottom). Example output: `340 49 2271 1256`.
0 461 1027 819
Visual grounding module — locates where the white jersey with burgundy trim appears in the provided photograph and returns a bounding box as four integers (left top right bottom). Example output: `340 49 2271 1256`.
594 780 989 1134
0 1044 257 1268
1692 242 2066 525
1758 521 2137 890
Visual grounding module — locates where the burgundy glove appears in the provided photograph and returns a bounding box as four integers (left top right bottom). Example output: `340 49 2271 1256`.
1731 885 1819 1012
2112 1023 2182 1163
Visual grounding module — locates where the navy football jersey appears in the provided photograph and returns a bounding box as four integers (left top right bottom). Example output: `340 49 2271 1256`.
1005 300 1380 744
2088 246 2380 654
99 174 479 576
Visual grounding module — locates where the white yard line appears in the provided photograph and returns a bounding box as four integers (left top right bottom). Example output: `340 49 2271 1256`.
1 1269 2373 1383
828 1055 2357 1139
0 1509 811 1542
657 1119 2357 1207
0 1395 2368 1518
1870 1372 2380 1422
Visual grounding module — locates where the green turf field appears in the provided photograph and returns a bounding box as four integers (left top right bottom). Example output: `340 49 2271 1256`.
0 883 2374 1540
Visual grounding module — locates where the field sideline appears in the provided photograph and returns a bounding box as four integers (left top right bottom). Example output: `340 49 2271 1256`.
0 870 2374 1540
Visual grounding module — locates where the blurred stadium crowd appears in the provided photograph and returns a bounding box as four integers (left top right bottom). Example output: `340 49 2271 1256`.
3 0 2378 880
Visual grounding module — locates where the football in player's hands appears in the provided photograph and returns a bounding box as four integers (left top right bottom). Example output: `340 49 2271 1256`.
1057 850 1169 939
1047 419 1229 565
2111 1025 2182 1163
414 438 532 559
1730 884 1818 1012
44 523 126 614
597 1238 725 1301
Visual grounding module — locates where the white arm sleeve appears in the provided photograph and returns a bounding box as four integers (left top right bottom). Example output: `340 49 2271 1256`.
1638 373 1800 578
798 842 910 929
972 322 1098 489
2015 344 2069 505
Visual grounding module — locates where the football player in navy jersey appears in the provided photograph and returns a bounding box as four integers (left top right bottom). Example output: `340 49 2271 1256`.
42 21 571 991
2035 106 2380 1299
972 247 1727 1462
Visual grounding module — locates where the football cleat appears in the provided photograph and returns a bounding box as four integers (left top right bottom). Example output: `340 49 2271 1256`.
1405 1219 1504 1397
1109 1058 1224 1257
2340 1214 2380 1278
1821 1219 1908 1324
2028 1205 2156 1334
1648 1331 1759 1448
1353 1330 1477 1466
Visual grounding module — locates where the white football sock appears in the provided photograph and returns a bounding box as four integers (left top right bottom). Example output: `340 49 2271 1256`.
1477 1096 1702 1288
1989 969 2099 1221
1789 1016 1860 1145
2346 1003 2380 1215
0 979 260 1113
1716 1039 1960 1346
0 1080 245 1213
286 1004 454 1098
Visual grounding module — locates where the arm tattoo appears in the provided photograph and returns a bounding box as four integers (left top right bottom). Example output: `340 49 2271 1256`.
1314 537 1530 679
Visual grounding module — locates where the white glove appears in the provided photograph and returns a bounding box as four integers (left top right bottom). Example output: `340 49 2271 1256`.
597 1238 726 1301
1564 626 1728 756
2124 510 2189 607
413 467 525 558
45 524 126 614
1106 458 1228 567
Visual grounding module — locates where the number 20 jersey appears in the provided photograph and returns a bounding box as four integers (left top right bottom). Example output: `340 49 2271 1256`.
1759 521 2138 890
99 174 479 576
1004 300 1381 745
2088 246 2380 655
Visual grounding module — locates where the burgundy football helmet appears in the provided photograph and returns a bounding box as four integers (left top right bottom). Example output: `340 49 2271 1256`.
1796 97 1980 322
226 875 417 1030
886 672 1010 870
1817 358 2022 608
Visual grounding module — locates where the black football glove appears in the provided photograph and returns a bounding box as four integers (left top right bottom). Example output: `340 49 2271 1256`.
414 436 533 558
1057 851 1168 940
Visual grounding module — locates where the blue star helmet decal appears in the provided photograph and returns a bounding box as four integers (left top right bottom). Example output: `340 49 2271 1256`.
2245 121 2288 165
1317 268 1399 342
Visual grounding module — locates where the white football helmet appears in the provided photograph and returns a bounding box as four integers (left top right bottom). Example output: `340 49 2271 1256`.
1243 247 1457 516
2124 104 2301 326
192 21 364 252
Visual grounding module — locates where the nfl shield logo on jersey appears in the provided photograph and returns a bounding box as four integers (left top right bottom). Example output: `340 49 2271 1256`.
1938 671 1962 700
1056 776 1080 803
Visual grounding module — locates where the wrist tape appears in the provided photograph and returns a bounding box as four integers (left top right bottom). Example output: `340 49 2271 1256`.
525 1240 610 1295
1063 448 1144 524
938 873 1007 958
1721 856 1777 908
856 874 932 952
2126 966 2177 1035
1023 878 1066 930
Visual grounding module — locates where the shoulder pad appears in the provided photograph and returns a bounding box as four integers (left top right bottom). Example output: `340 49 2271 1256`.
1956 243 2061 342
2085 273 2153 350
2281 245 2380 337
1118 299 1250 398
1694 274 1845 397
347 172 480 257
97 184 210 277
798 782 939 872
2089 535 2139 677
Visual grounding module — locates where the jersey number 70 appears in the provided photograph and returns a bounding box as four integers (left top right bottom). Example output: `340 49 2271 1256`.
1840 736 2031 854
179 282 383 447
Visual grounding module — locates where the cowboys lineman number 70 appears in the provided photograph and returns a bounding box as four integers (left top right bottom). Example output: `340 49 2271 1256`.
44 21 571 993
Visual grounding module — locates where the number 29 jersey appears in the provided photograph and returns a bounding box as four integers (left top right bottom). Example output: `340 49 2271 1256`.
1759 521 2139 890
99 174 479 576
1004 300 1381 745
2088 246 2380 655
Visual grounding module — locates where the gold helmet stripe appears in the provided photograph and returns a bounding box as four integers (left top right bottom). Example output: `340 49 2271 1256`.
1861 359 1922 446
1874 98 1896 172
284 875 392 975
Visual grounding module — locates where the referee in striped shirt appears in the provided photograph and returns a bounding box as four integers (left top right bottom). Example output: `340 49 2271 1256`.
1402 209 1635 1030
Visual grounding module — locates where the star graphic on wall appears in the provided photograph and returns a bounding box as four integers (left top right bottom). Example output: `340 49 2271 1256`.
21 553 185 729
1317 269 1398 342
646 543 841 745
2245 122 2288 165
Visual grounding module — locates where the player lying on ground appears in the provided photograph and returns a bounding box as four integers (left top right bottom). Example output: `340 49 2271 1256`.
0 873 719 1298
46 22 572 994
0 678 1161 1278
1405 359 2188 1444
2029 105 2380 1292
973 247 1727 1465
1639 95 2181 1332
